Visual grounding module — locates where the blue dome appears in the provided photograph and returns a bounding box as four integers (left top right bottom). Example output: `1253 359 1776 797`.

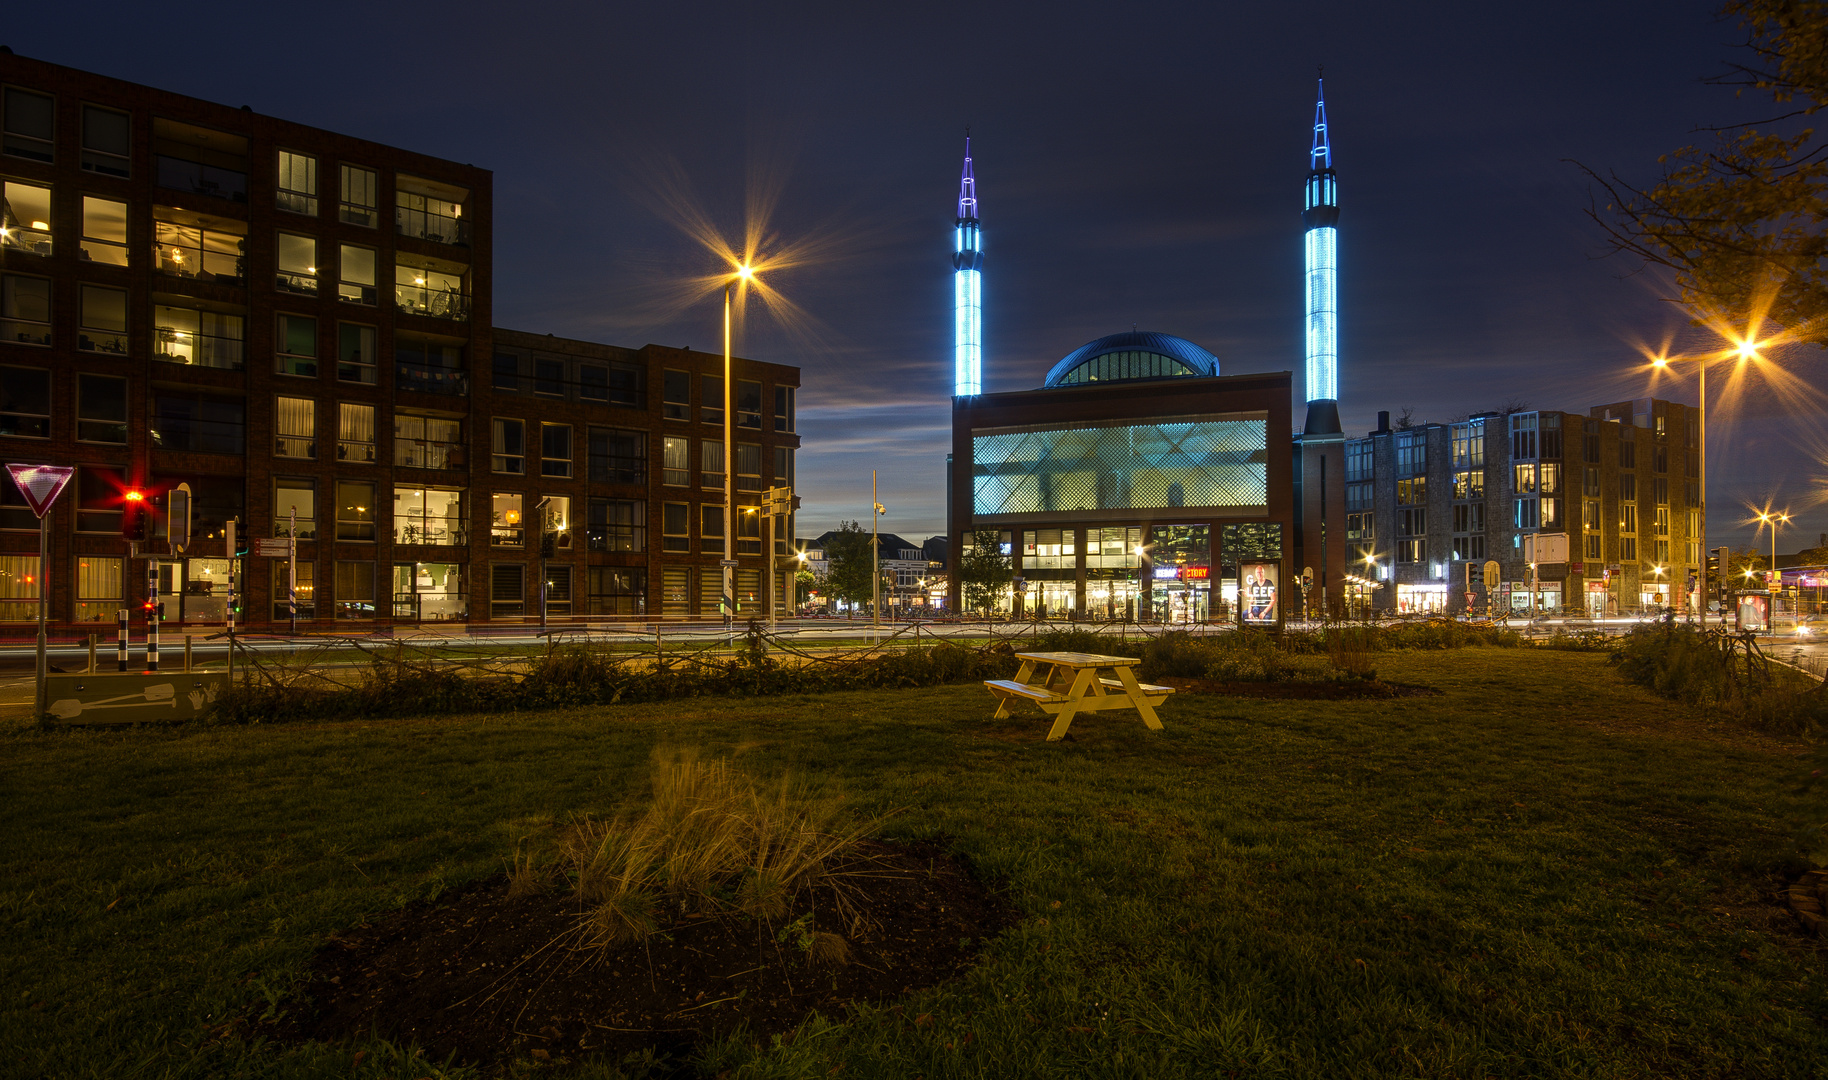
1041 331 1220 388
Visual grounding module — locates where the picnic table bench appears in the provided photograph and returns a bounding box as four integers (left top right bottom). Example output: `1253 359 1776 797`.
985 650 1173 741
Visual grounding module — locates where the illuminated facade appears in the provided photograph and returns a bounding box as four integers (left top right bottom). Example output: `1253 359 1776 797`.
952 137 982 396
1302 78 1340 432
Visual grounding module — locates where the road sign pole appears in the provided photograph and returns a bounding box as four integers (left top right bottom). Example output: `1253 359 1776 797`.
34 510 47 722
226 519 236 686
147 555 159 672
289 506 298 635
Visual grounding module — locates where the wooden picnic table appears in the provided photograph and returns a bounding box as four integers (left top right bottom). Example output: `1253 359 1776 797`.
984 650 1173 741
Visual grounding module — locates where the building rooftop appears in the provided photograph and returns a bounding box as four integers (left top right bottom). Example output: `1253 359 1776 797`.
1040 331 1220 388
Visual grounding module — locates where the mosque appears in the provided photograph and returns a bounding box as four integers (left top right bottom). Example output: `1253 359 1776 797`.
944 82 1348 622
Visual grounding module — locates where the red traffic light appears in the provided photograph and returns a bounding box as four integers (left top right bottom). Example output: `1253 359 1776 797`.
124 489 144 502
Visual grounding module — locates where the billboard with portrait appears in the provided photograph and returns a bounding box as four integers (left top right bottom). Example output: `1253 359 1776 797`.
1240 562 1279 626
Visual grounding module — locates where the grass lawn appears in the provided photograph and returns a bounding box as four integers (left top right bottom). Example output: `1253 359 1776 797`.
1 649 1824 1079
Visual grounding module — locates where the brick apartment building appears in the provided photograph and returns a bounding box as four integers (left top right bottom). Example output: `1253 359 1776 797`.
0 52 797 631
1346 397 1703 616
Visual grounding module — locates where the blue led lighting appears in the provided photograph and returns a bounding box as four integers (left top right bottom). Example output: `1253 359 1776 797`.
1304 226 1337 402
955 267 981 396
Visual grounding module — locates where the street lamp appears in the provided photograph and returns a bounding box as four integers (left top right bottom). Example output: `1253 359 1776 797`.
721 264 754 634
871 472 886 636
1757 508 1791 591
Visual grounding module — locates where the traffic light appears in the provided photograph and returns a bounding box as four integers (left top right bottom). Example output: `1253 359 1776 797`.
120 489 148 542
539 532 556 558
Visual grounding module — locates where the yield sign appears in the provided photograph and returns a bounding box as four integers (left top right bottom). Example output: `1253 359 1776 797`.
6 464 74 519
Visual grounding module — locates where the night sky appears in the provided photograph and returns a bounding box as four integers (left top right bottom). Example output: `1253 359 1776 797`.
12 2 1824 552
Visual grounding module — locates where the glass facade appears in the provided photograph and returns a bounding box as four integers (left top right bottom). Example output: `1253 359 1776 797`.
1050 350 1198 386
973 418 1266 517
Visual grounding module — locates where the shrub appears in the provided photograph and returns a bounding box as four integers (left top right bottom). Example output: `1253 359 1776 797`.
1613 624 1828 733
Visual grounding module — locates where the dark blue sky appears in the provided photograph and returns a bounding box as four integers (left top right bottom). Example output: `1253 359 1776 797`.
14 1 1824 552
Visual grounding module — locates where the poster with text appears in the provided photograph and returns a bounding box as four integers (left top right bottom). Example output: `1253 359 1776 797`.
1240 562 1279 626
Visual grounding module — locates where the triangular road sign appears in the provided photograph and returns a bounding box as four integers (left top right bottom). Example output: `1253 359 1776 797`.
6 464 74 519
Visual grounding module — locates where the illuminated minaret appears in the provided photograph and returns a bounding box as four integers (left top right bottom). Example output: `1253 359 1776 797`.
953 136 982 396
1302 77 1341 435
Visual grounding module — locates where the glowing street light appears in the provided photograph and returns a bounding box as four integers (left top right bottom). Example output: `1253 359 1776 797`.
719 265 756 629
1756 508 1791 590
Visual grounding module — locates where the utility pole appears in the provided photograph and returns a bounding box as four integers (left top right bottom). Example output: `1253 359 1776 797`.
872 471 885 639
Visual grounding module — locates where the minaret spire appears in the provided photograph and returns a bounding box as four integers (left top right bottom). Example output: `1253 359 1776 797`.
1302 72 1342 435
953 134 983 396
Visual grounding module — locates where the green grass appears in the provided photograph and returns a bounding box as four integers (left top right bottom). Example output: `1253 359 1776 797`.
1 651 1824 1079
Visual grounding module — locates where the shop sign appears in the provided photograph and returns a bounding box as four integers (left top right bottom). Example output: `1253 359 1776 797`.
1152 566 1180 580
1183 566 1210 580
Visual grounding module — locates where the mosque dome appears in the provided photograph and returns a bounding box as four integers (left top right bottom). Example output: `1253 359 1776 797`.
1040 331 1221 388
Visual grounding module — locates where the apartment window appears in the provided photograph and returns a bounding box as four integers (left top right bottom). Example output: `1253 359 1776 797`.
701 504 723 541
0 555 40 621
492 418 525 474
1395 431 1427 474
1688 508 1702 538
393 562 466 620
774 446 793 487
490 564 524 618
393 486 465 545
339 164 378 227
2 274 51 347
272 560 315 621
154 305 243 369
1652 477 1669 505
1510 413 1538 459
491 492 524 546
1586 533 1602 560
664 370 690 420
185 476 244 541
153 213 244 282
541 424 572 478
335 562 375 619
1514 498 1539 530
1514 463 1536 495
662 436 690 487
1399 508 1426 536
1620 474 1637 501
1452 535 1486 561
737 380 763 429
736 443 762 492
589 427 645 485
1452 503 1485 534
1621 537 1638 561
1452 470 1483 500
74 467 124 533
339 403 376 464
1540 414 1563 458
78 285 128 354
1583 466 1601 498
532 358 564 397
1396 477 1426 505
589 567 647 617
275 396 316 459
75 556 121 623
395 414 463 469
395 263 467 320
605 360 645 407
277 232 317 295
1345 440 1373 481
277 151 317 215
81 105 129 177
1655 506 1670 537
775 386 794 432
277 314 317 377
1 180 52 255
541 495 572 551
492 354 520 392
0 366 50 438
1541 498 1561 529
336 481 376 541
337 323 375 383
662 502 690 552
579 364 608 402
662 567 690 616
1451 420 1485 468
1584 421 1601 463
1655 539 1670 564
151 393 244 454
1619 438 1636 468
396 337 467 395
275 478 317 539
77 196 128 265
77 374 128 444
588 499 645 553
2 88 54 162
701 441 724 489
1621 503 1638 534
1586 500 1602 531
338 244 377 305
702 375 723 425
1654 443 1669 473
544 565 573 617
396 182 467 245
1345 482 1372 511
737 505 762 555
73 283 127 354
1397 539 1423 564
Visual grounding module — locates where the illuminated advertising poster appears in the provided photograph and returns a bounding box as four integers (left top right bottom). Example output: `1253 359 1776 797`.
1737 592 1770 634
1240 562 1279 626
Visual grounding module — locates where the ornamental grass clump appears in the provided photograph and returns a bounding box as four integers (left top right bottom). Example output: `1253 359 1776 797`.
521 750 883 952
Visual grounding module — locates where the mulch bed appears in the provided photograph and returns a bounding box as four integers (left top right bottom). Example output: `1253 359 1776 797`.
1157 676 1442 699
271 838 1017 1073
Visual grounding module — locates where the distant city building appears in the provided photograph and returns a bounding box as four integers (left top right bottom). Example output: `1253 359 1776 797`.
0 53 798 628
1347 398 1702 616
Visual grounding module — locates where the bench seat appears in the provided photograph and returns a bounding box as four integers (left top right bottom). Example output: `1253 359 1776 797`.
984 678 1065 703
1098 677 1176 696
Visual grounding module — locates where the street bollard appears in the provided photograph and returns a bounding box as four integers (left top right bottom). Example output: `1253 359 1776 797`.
184 635 193 673
87 634 97 673
116 608 127 672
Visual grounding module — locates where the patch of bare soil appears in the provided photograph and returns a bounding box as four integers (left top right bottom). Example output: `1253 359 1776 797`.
1157 676 1442 700
272 839 1016 1073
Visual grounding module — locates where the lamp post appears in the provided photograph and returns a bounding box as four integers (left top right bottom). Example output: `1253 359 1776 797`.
1757 508 1791 595
871 471 885 639
722 265 753 634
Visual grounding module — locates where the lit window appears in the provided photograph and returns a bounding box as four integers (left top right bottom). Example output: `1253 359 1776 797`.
277 150 318 215
275 396 316 459
277 232 317 295
80 196 128 265
338 244 377 304
1 180 52 255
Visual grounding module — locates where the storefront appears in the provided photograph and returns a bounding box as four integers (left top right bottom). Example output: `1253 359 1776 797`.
1585 580 1609 617
1085 577 1142 621
1150 565 1210 623
1396 582 1448 614
392 562 467 621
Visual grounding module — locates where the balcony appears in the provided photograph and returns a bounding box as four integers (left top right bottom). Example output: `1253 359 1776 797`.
396 362 468 396
395 282 470 321
395 521 468 546
395 439 465 469
155 156 248 203
395 205 469 246
275 436 316 460
154 326 244 371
